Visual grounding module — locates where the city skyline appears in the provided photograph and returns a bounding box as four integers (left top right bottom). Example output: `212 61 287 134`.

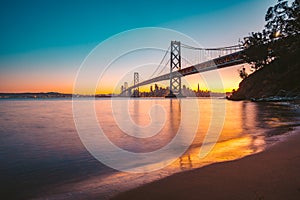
120 82 212 97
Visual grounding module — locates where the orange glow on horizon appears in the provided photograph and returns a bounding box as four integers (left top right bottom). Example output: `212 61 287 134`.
0 80 240 94
0 64 247 94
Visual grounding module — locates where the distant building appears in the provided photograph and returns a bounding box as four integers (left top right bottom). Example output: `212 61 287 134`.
155 84 159 91
124 82 128 90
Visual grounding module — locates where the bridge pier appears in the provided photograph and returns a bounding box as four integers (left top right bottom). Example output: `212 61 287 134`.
166 41 185 98
132 72 139 98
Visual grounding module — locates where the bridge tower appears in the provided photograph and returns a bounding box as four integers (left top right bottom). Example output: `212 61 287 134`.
133 72 139 97
166 41 184 98
123 81 130 96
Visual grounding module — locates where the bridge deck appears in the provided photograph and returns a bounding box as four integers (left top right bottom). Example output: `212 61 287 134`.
123 50 245 92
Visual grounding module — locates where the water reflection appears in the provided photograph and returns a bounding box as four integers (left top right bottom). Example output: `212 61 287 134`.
179 154 193 170
255 102 300 137
97 99 181 153
169 101 266 171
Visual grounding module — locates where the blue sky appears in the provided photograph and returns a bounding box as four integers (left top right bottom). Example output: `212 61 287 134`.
0 0 277 93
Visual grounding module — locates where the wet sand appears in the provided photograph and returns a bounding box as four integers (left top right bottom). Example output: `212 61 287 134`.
112 130 300 200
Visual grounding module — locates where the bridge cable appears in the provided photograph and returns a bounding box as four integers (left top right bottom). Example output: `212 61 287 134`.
156 58 170 76
181 43 242 51
148 45 171 79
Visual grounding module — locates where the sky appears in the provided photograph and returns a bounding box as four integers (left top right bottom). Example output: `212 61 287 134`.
0 0 277 94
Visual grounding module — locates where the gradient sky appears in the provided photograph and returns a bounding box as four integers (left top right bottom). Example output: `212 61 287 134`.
0 0 277 93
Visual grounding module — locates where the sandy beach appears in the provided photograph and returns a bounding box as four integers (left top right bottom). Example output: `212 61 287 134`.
112 129 300 200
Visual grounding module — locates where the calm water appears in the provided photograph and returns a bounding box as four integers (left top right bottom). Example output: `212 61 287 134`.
0 98 299 199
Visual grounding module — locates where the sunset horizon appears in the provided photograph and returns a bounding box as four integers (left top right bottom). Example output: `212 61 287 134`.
0 0 270 94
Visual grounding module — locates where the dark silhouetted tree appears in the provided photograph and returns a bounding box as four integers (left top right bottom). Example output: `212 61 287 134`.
242 0 300 71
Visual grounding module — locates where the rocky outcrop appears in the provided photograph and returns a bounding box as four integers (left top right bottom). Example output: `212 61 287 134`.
229 59 300 100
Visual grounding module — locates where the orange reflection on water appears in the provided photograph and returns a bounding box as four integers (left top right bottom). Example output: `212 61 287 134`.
175 135 265 171
169 100 266 171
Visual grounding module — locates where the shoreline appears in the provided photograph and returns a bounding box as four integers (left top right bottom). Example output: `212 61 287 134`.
112 128 300 200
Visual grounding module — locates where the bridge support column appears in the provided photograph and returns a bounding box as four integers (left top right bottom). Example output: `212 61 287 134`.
166 41 185 98
132 72 139 97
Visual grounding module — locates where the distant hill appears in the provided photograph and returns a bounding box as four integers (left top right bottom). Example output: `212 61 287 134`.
0 92 72 99
0 92 115 99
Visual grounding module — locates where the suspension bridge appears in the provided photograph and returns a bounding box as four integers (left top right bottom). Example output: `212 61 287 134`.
120 41 245 98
